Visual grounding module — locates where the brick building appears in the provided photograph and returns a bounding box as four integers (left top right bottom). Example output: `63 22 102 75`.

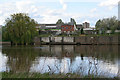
61 24 75 33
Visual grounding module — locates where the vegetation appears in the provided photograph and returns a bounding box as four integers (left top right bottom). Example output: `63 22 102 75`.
2 13 38 45
56 19 64 25
0 27 2 41
38 34 51 37
95 16 120 34
70 18 76 25
80 28 84 34
2 72 117 78
56 18 76 25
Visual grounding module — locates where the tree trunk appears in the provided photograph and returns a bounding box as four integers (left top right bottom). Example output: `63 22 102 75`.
26 43 28 45
15 43 17 46
33 43 35 45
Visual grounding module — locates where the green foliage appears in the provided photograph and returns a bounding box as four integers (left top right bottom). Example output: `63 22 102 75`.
70 18 76 25
80 28 84 34
95 16 119 34
2 13 38 44
56 19 64 25
1 72 95 78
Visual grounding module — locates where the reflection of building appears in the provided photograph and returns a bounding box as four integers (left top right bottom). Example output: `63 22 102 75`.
83 22 90 28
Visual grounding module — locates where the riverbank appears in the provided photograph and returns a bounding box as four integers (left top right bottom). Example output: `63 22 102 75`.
0 42 11 45
1 72 119 78
34 35 120 45
1 35 120 45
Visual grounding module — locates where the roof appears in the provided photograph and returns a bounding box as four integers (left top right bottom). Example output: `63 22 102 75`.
37 24 83 29
38 24 56 26
76 24 83 28
83 28 94 30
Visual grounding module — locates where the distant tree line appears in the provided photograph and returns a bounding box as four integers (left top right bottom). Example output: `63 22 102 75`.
95 16 120 34
56 18 76 25
2 13 38 45
2 13 119 45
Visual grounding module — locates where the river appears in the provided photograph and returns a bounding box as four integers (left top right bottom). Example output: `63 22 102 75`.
0 45 119 78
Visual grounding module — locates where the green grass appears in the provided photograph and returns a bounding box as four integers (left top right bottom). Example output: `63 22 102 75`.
84 33 120 36
38 34 51 37
2 72 119 78
37 32 120 37
55 34 120 37
1 72 102 78
40 29 61 31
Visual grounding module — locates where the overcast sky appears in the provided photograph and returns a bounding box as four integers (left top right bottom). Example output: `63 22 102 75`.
0 0 119 27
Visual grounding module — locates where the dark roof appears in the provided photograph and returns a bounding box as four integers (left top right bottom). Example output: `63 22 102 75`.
37 24 83 29
76 24 83 28
38 24 56 26
45 24 56 26
76 24 82 26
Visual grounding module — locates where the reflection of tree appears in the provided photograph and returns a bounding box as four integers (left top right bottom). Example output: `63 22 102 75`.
2 46 39 73
2 45 118 77
75 45 118 63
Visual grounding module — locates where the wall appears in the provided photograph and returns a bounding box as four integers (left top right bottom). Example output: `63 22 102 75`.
75 36 120 45
34 37 40 45
61 25 74 32
41 37 50 42
34 35 120 45
54 37 62 42
63 37 74 42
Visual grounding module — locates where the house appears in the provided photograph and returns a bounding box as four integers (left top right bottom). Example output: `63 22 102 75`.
36 24 61 35
61 24 76 34
83 28 98 34
36 21 92 35
76 24 83 30
83 22 90 28
37 24 56 29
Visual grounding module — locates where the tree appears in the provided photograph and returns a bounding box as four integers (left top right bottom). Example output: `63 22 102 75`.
95 19 102 30
56 19 64 25
2 13 38 45
80 28 84 34
117 21 120 30
70 18 76 25
95 16 119 34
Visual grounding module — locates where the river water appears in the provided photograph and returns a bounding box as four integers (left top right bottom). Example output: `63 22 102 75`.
0 45 119 78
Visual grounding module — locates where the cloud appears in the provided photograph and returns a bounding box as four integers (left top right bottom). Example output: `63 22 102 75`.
59 0 67 10
0 0 117 27
90 8 97 13
0 0 43 25
16 1 33 12
0 0 82 25
99 0 119 10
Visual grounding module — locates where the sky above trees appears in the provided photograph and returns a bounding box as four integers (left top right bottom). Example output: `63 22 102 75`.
0 0 119 27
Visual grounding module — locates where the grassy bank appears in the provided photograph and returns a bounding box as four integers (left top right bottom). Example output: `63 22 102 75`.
1 72 120 78
1 72 106 78
38 33 120 37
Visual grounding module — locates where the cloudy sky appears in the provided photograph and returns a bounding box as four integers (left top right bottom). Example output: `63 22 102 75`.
0 0 119 27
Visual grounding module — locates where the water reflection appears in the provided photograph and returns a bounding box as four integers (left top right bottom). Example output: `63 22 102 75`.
1 45 119 78
0 52 8 72
2 46 40 73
